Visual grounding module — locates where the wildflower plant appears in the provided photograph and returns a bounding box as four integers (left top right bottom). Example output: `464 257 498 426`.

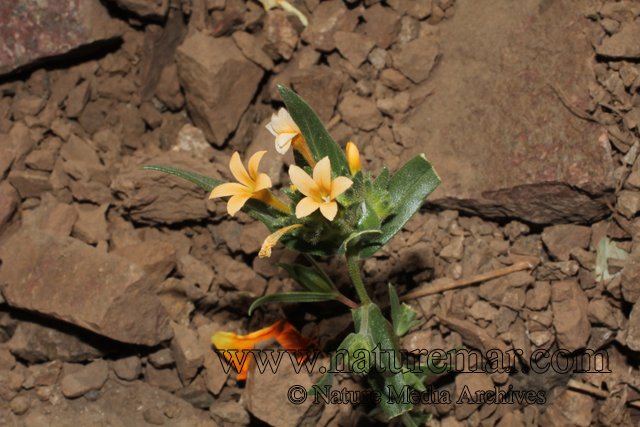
141 86 444 424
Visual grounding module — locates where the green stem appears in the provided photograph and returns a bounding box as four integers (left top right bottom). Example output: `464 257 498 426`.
346 252 372 306
305 253 359 310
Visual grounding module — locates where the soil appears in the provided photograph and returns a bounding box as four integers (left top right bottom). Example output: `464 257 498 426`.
1 0 640 426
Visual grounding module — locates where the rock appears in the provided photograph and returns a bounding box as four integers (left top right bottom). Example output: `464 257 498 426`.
376 91 411 117
25 149 55 171
0 0 125 75
10 395 30 415
176 255 214 292
290 66 343 123
0 349 16 371
265 10 300 61
7 169 52 199
0 370 24 401
232 31 274 71
61 360 109 398
380 68 412 91
112 240 176 288
0 228 172 346
439 316 509 355
8 319 105 363
21 192 77 237
454 372 494 420
111 153 223 224
404 1 614 223
407 0 433 19
303 0 359 52
596 21 640 58
140 102 163 128
622 249 640 303
197 323 230 395
111 0 169 19
72 203 110 245
617 190 640 219
338 94 383 131
173 124 214 159
391 35 439 84
13 92 46 120
112 356 142 381
553 390 593 427
170 323 204 384
334 31 376 68
210 400 250 426
156 63 185 111
145 364 183 392
176 31 263 146
65 80 91 118
22 360 62 389
525 281 551 311
239 221 267 255
158 292 195 327
143 408 167 425
362 3 402 49
541 224 591 261
537 261 579 280
551 279 591 352
220 258 267 294
149 348 175 369
440 235 464 261
69 180 115 205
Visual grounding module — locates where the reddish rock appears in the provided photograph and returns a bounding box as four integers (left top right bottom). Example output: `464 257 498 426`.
403 2 614 223
155 63 185 111
338 94 383 131
112 240 176 288
198 323 230 395
110 0 169 20
112 356 142 381
334 31 376 68
61 360 109 398
551 279 591 352
0 228 172 346
176 254 214 292
232 31 274 71
72 203 110 245
541 224 592 261
21 192 78 236
264 10 300 61
302 0 359 52
0 0 126 76
176 31 263 146
0 194 17 230
362 3 402 49
290 66 343 123
170 323 204 384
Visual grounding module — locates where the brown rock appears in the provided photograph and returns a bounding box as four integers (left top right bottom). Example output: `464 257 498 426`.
198 323 230 395
7 169 53 199
239 221 267 255
541 224 591 261
265 10 300 61
21 192 78 236
0 0 126 76
72 203 110 244
112 356 142 381
537 261 579 281
176 31 263 146
0 194 17 231
65 80 91 118
112 240 176 288
290 66 343 123
404 2 614 224
454 372 494 420
61 360 109 398
69 180 115 205
391 35 439 84
9 396 30 415
303 0 359 52
8 319 105 363
176 255 214 292
377 92 411 117
439 316 509 355
0 147 16 179
622 249 640 303
170 323 204 383
223 258 267 294
0 228 172 346
232 31 274 71
145 364 183 392
211 400 250 426
0 349 16 371
156 63 185 111
24 149 55 172
334 31 376 68
140 102 163 128
338 94 383 131
112 0 169 19
108 216 141 250
158 291 195 326
407 0 433 19
617 190 640 219
479 271 535 306
551 279 591 352
173 123 214 159
13 93 46 120
362 3 402 49
149 348 174 368
596 21 640 58
525 281 551 311
23 360 62 389
380 68 412 91
553 390 593 427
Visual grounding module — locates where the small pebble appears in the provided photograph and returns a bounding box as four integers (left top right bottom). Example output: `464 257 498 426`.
143 408 166 425
10 396 30 415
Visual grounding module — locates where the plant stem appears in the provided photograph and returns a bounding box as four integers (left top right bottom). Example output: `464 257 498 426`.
336 295 360 310
346 252 371 306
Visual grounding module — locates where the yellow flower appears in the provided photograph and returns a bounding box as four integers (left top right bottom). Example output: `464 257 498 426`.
346 142 361 176
211 320 312 380
289 157 353 221
259 224 303 258
266 108 316 167
209 151 290 216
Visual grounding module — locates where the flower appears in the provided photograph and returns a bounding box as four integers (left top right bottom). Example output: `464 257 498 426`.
259 224 303 258
346 142 361 176
211 320 312 380
209 151 290 216
289 157 353 221
266 108 316 167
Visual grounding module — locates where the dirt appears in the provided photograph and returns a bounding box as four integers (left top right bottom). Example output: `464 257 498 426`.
1 0 640 426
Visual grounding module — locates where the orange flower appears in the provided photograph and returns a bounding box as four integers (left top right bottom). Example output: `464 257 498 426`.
259 224 303 258
209 151 290 216
211 320 312 380
289 157 353 221
266 108 316 167
346 142 361 176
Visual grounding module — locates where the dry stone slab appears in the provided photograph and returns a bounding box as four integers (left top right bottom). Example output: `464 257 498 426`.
0 227 172 346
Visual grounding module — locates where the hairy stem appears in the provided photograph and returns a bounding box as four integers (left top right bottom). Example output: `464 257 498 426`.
346 252 371 306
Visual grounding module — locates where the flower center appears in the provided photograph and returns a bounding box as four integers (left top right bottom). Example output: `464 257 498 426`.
322 195 331 203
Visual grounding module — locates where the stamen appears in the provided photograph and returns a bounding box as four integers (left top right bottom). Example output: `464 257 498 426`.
322 196 331 203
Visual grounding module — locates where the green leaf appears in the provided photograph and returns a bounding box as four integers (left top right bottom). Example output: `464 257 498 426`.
360 155 441 258
248 292 337 315
337 200 382 257
389 284 424 337
369 370 413 419
276 263 335 293
308 333 356 396
278 85 349 176
140 164 224 191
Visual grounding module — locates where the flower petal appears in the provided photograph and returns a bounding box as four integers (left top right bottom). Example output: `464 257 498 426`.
289 165 320 199
278 108 300 133
346 142 361 176
319 201 338 221
265 122 277 137
271 111 297 134
330 176 353 200
295 196 321 218
253 173 272 193
313 157 332 195
248 151 267 181
209 182 251 199
229 152 253 188
227 193 252 216
275 133 296 154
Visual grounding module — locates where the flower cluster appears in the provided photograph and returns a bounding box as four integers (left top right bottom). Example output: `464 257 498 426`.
209 108 362 258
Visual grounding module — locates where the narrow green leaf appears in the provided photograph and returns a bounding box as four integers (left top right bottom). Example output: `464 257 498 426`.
308 334 356 396
278 85 349 176
140 164 224 191
276 263 335 293
369 370 413 419
248 292 337 315
389 283 402 329
360 155 441 258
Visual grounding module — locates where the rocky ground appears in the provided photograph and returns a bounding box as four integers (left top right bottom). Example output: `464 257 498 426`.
1 0 640 426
